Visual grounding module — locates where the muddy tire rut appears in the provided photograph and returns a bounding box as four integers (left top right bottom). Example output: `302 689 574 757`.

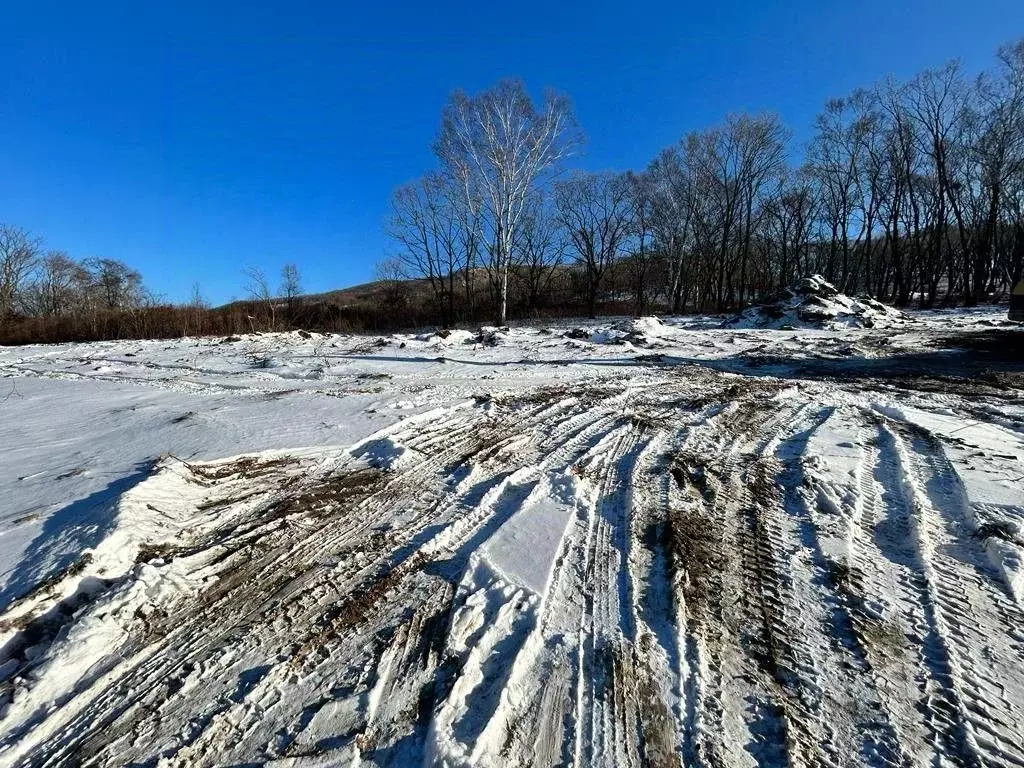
1 375 1023 768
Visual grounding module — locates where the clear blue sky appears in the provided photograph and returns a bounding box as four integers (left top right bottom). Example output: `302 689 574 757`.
2 1 1021 305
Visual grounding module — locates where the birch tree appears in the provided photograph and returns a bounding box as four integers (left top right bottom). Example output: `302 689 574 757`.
647 147 695 312
434 78 582 324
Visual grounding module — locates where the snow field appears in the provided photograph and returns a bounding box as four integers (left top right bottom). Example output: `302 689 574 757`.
0 306 1022 766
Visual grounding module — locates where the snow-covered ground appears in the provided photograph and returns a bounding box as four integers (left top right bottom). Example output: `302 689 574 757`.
0 306 1022 767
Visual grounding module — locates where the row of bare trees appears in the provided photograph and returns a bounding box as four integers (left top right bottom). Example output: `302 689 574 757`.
5 41 1023 342
0 220 318 337
802 47 1024 307
1 224 148 321
388 40 1024 324
0 236 329 343
0 221 337 342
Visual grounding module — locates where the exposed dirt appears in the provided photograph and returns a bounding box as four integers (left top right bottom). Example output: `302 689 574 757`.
1 334 1023 767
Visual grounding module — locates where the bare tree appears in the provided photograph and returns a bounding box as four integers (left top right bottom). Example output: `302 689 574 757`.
280 263 302 309
374 257 411 312
876 78 922 305
904 61 970 303
967 41 1024 298
763 171 816 290
243 266 276 330
624 171 657 313
555 172 632 318
80 258 145 312
0 224 41 318
180 282 209 336
732 114 789 304
388 174 465 326
24 251 88 316
647 147 695 311
851 89 890 297
809 98 867 289
433 133 485 313
684 125 744 310
189 282 208 310
434 78 582 324
513 193 564 313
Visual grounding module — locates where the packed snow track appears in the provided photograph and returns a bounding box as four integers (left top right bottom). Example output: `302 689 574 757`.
1 310 1023 767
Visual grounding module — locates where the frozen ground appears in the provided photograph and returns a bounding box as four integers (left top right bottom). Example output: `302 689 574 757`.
0 307 1023 767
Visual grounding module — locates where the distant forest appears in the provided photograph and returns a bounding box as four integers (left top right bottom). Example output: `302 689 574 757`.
2 39 1023 344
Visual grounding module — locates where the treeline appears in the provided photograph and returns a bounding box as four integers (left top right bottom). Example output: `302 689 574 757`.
0 225 177 343
0 299 424 346
0 238 407 344
0 226 147 319
5 40 1023 345
0 231 447 345
387 39 1024 324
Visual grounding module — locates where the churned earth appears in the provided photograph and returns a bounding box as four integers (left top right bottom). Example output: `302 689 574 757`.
0 301 1022 767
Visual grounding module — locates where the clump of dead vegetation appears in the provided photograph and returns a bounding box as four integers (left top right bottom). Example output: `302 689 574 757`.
483 382 623 409
187 455 300 482
135 542 180 563
273 467 384 519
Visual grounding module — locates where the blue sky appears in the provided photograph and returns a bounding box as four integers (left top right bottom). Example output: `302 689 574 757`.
1 1 1021 305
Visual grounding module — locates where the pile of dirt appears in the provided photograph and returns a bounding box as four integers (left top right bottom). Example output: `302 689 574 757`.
472 326 510 346
415 327 510 347
564 316 674 347
613 316 673 346
418 329 475 346
730 275 909 330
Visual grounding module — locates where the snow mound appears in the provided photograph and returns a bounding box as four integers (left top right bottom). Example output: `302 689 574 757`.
471 326 510 347
565 316 673 347
730 275 909 329
352 435 418 469
414 327 516 347
441 329 476 346
612 316 675 346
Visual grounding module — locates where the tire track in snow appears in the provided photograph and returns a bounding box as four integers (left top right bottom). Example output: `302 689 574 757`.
624 426 687 768
420 404 633 766
676 394 808 768
885 422 1024 768
832 413 1019 768
5 376 1024 768
725 402 844 768
572 425 649 768
2 397 612 766
773 406 912 768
